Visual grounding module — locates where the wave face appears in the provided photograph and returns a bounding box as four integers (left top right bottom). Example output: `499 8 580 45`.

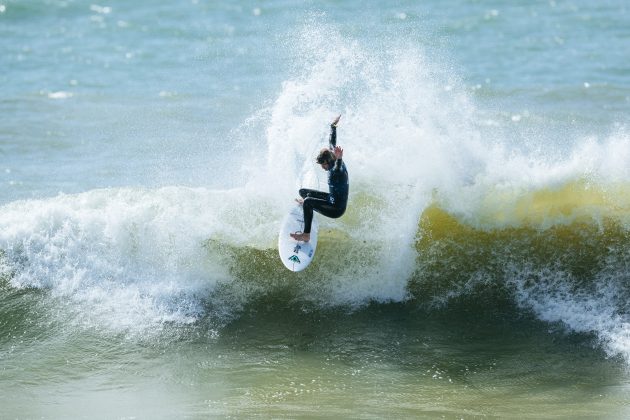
2 21 630 364
3 181 630 358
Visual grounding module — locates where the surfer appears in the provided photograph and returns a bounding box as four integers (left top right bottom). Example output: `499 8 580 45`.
290 115 349 242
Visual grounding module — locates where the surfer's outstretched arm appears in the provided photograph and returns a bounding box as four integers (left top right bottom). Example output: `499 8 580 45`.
329 115 341 149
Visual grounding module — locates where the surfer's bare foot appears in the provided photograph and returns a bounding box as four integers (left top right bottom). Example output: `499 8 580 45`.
295 198 304 205
290 232 310 242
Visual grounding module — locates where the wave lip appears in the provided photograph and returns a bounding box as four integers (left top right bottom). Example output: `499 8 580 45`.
415 183 630 363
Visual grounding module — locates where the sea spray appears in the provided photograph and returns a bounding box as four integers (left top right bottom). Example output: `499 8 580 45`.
246 21 482 305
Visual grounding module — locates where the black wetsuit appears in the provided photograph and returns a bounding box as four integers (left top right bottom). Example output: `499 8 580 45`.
299 124 349 234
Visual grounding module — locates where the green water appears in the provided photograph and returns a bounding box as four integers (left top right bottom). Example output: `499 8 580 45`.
2 297 628 419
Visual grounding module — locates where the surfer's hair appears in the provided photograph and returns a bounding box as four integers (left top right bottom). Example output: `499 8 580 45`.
316 148 335 165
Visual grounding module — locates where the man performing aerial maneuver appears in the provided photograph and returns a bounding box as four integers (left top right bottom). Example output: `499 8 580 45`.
290 115 349 242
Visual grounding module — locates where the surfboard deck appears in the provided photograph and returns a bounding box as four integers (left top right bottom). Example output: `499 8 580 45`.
278 204 319 272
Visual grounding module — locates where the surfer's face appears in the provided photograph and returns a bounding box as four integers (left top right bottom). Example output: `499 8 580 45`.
320 162 330 170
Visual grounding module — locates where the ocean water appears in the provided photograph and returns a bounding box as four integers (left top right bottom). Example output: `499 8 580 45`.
2 0 630 418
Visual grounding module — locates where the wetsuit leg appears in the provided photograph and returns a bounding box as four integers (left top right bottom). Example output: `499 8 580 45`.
302 197 346 234
299 188 329 201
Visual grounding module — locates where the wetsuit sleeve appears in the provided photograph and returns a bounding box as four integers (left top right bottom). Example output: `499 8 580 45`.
329 124 337 149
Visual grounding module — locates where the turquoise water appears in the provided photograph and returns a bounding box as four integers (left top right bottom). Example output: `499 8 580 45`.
2 0 630 417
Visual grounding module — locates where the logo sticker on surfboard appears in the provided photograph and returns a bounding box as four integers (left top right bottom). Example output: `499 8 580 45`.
288 255 301 263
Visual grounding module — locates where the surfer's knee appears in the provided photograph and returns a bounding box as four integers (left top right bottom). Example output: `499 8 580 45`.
302 198 314 211
330 207 346 219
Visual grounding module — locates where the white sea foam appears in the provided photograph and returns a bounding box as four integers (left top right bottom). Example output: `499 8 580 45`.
508 263 630 363
0 188 247 333
47 91 73 99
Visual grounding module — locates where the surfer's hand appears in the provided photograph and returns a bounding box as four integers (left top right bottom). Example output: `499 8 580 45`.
331 114 341 127
295 197 304 205
333 145 343 160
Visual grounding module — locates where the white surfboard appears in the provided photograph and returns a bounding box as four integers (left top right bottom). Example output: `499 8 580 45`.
278 204 319 272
